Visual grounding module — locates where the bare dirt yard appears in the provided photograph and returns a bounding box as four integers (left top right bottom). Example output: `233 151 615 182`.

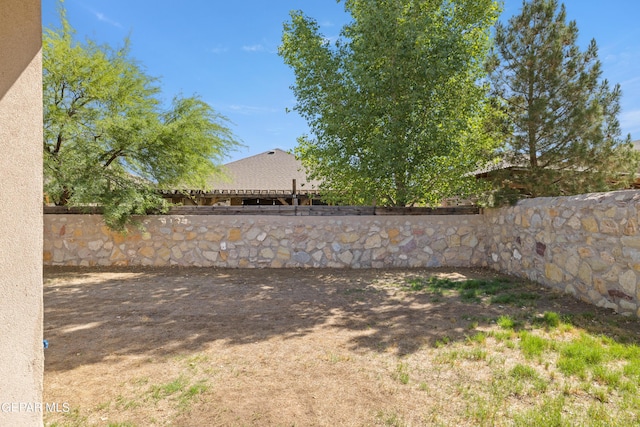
43 267 640 426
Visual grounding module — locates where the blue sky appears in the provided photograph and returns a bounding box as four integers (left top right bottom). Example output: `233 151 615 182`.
42 0 640 163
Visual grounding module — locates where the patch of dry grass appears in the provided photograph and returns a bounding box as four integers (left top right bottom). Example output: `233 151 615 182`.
43 267 640 426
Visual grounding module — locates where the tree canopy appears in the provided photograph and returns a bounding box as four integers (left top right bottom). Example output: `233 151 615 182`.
279 0 502 206
43 5 239 230
487 0 638 199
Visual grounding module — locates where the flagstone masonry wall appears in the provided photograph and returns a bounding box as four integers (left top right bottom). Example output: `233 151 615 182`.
43 214 487 270
44 190 640 317
484 191 640 317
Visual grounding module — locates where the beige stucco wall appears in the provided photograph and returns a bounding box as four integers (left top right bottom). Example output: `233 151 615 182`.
0 1 44 426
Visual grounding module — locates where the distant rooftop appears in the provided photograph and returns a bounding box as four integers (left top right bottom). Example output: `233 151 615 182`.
207 149 321 192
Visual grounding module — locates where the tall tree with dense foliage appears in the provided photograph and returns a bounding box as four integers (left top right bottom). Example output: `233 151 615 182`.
44 6 239 229
280 0 502 206
487 0 638 199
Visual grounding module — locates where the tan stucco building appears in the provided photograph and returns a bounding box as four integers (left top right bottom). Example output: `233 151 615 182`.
0 1 44 425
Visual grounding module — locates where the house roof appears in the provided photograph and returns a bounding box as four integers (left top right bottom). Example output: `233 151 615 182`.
206 148 321 192
474 140 640 177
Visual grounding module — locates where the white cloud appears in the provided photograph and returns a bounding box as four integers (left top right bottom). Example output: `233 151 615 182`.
93 11 123 28
621 76 640 89
209 45 229 54
242 44 266 53
242 39 278 54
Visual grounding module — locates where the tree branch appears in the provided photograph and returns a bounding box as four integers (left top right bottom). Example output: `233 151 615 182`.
103 149 125 168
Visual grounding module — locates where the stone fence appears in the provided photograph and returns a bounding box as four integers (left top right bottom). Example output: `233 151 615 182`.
484 191 640 317
43 214 487 269
44 190 640 317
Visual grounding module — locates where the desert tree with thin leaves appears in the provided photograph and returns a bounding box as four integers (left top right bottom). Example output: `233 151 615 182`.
43 2 240 230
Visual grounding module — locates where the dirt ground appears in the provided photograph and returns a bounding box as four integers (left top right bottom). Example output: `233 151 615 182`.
43 267 640 426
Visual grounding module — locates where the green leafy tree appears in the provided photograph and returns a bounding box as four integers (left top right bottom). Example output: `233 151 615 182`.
280 0 502 206
44 5 239 230
487 0 638 199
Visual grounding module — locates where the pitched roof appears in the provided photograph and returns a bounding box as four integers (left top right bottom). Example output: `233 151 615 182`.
206 149 321 192
474 140 640 177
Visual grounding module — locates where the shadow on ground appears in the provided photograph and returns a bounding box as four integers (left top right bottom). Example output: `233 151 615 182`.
44 266 640 373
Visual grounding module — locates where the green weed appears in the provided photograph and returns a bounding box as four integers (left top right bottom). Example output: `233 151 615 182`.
405 278 427 291
461 348 487 361
115 395 140 410
509 364 538 380
623 357 640 379
593 366 622 388
509 364 548 394
491 329 516 342
376 410 407 427
404 277 513 304
466 332 487 345
149 376 188 401
50 407 88 427
325 351 350 363
434 336 450 348
557 334 605 378
395 362 410 385
461 288 481 302
491 292 539 307
512 396 566 426
497 315 515 329
542 311 561 328
465 394 499 426
178 381 209 408
519 331 552 359
434 350 459 365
